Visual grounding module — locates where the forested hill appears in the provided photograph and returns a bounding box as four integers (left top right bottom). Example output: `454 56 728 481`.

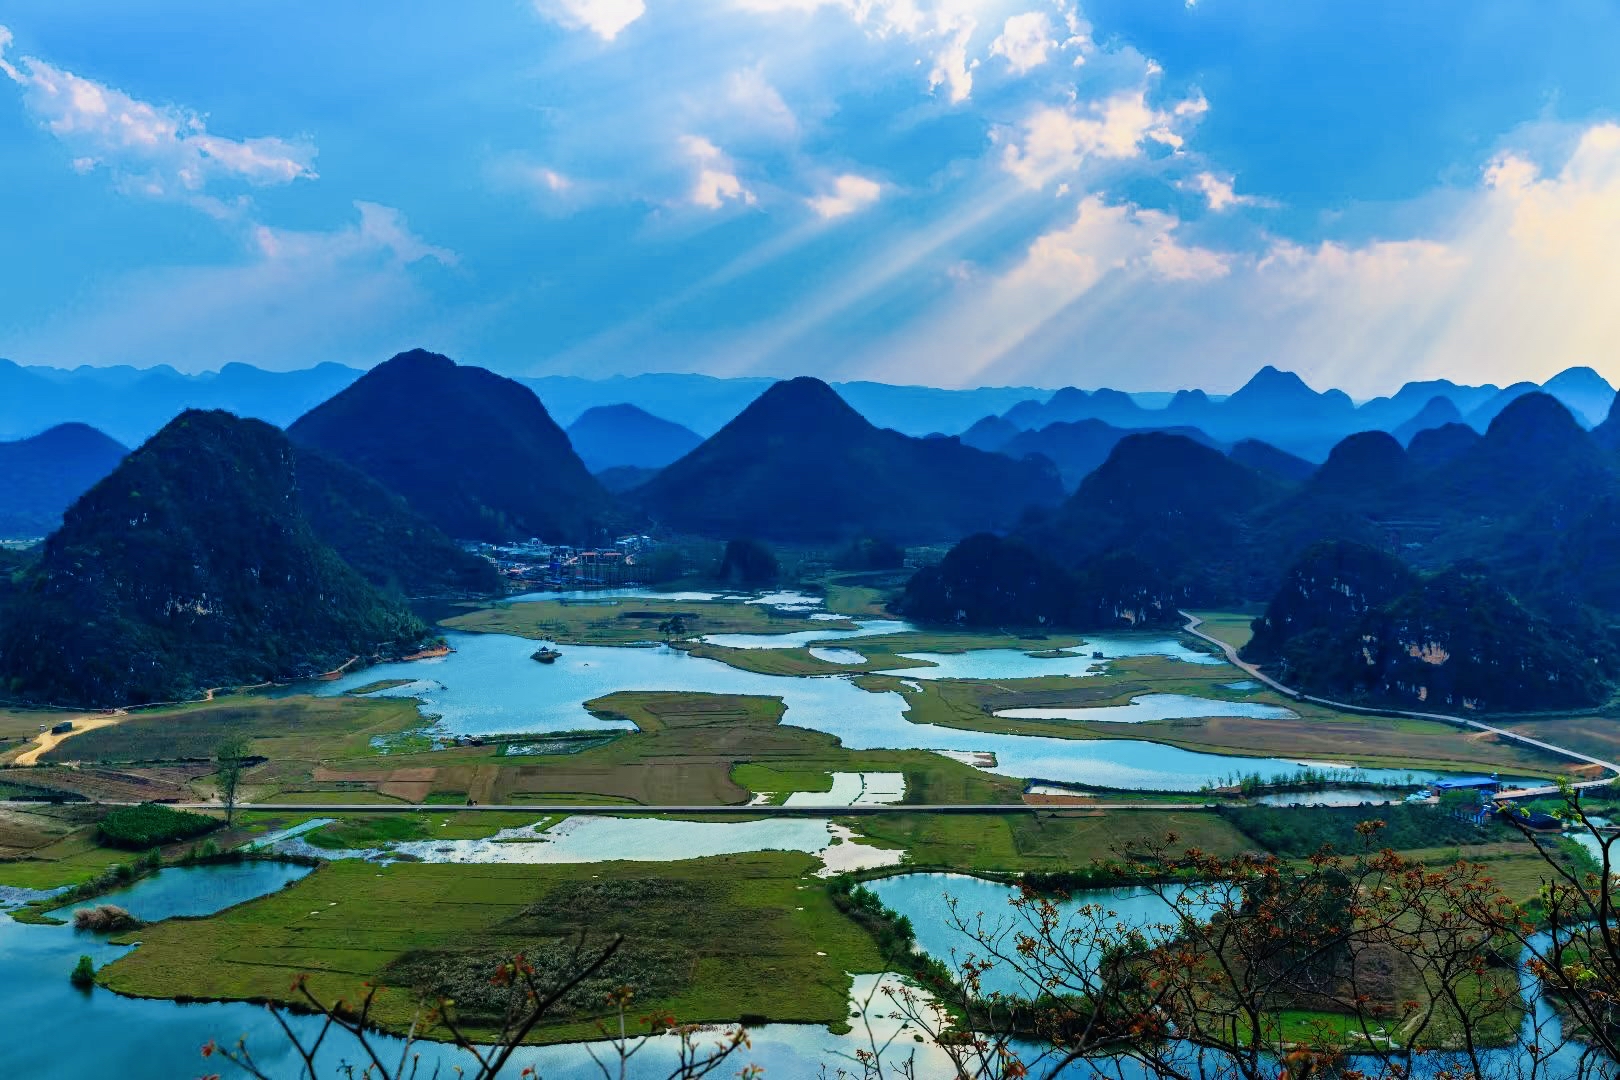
1244 542 1614 712
289 349 612 544
632 376 1064 543
0 410 430 707
908 391 1620 712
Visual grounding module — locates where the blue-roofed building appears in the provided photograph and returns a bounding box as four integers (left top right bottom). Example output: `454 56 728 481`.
1433 776 1501 793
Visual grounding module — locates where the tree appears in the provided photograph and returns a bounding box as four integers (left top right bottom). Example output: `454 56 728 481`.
839 826 1567 1080
215 734 250 826
718 539 778 588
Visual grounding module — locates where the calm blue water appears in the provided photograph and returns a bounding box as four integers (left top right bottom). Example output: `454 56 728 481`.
882 635 1220 680
994 692 1297 725
701 617 912 649
51 861 310 923
867 873 1218 998
312 632 1441 791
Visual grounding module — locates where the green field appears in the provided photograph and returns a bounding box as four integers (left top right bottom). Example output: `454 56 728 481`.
1186 609 1262 651
847 809 1255 872
98 852 886 1043
36 692 422 768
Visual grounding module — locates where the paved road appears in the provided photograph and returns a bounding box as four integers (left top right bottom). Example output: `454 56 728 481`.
0 799 1215 815
1180 612 1620 799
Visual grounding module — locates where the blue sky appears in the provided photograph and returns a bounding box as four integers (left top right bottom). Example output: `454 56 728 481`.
3 1 1620 395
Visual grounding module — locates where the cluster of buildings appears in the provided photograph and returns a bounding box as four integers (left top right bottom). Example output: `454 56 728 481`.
465 535 659 591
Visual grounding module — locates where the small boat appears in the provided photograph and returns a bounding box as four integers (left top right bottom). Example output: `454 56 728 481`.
531 647 562 664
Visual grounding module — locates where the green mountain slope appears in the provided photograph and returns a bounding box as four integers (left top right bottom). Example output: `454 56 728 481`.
0 411 429 707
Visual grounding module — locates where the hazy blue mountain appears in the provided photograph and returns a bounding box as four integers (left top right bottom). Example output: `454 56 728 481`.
1391 396 1464 446
1228 439 1316 484
998 419 1223 490
958 414 1021 452
0 424 127 539
1464 381 1540 430
1541 366 1617 426
290 350 611 544
1593 392 1620 452
0 358 362 444
632 377 1063 543
1353 379 1500 431
1406 422 1482 468
566 404 704 472
594 465 662 493
522 372 1046 436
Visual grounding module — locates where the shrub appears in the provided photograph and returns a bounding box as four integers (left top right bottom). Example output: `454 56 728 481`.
70 955 96 988
97 803 220 850
72 904 143 934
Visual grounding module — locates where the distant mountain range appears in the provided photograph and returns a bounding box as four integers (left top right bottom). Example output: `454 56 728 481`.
6 355 1613 459
631 376 1064 543
0 359 363 445
981 364 1618 461
930 389 1620 711
0 424 128 538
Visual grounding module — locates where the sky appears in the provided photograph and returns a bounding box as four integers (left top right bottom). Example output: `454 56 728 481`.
3 2 1620 396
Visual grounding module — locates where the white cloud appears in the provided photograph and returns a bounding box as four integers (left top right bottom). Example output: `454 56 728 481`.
253 201 456 268
1000 88 1206 188
680 135 757 209
990 12 1056 75
1233 122 1620 391
864 193 1227 383
927 16 979 105
0 26 315 206
532 166 572 193
870 120 1620 394
1182 170 1263 212
807 173 883 218
533 0 646 41
10 202 456 370
730 0 985 103
722 66 798 139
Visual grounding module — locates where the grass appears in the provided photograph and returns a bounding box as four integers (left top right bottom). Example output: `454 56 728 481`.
441 597 855 646
731 763 836 799
1186 609 1262 651
1499 711 1620 771
822 583 892 618
36 692 422 766
97 852 887 1044
0 804 133 888
847 809 1255 873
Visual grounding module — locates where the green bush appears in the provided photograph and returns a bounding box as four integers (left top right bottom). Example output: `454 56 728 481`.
97 803 220 850
70 955 96 988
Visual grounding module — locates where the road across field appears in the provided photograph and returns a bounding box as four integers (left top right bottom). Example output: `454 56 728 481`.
1180 611 1620 799
0 799 1215 814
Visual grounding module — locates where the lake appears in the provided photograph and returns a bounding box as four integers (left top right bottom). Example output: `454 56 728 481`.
313 630 1444 791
